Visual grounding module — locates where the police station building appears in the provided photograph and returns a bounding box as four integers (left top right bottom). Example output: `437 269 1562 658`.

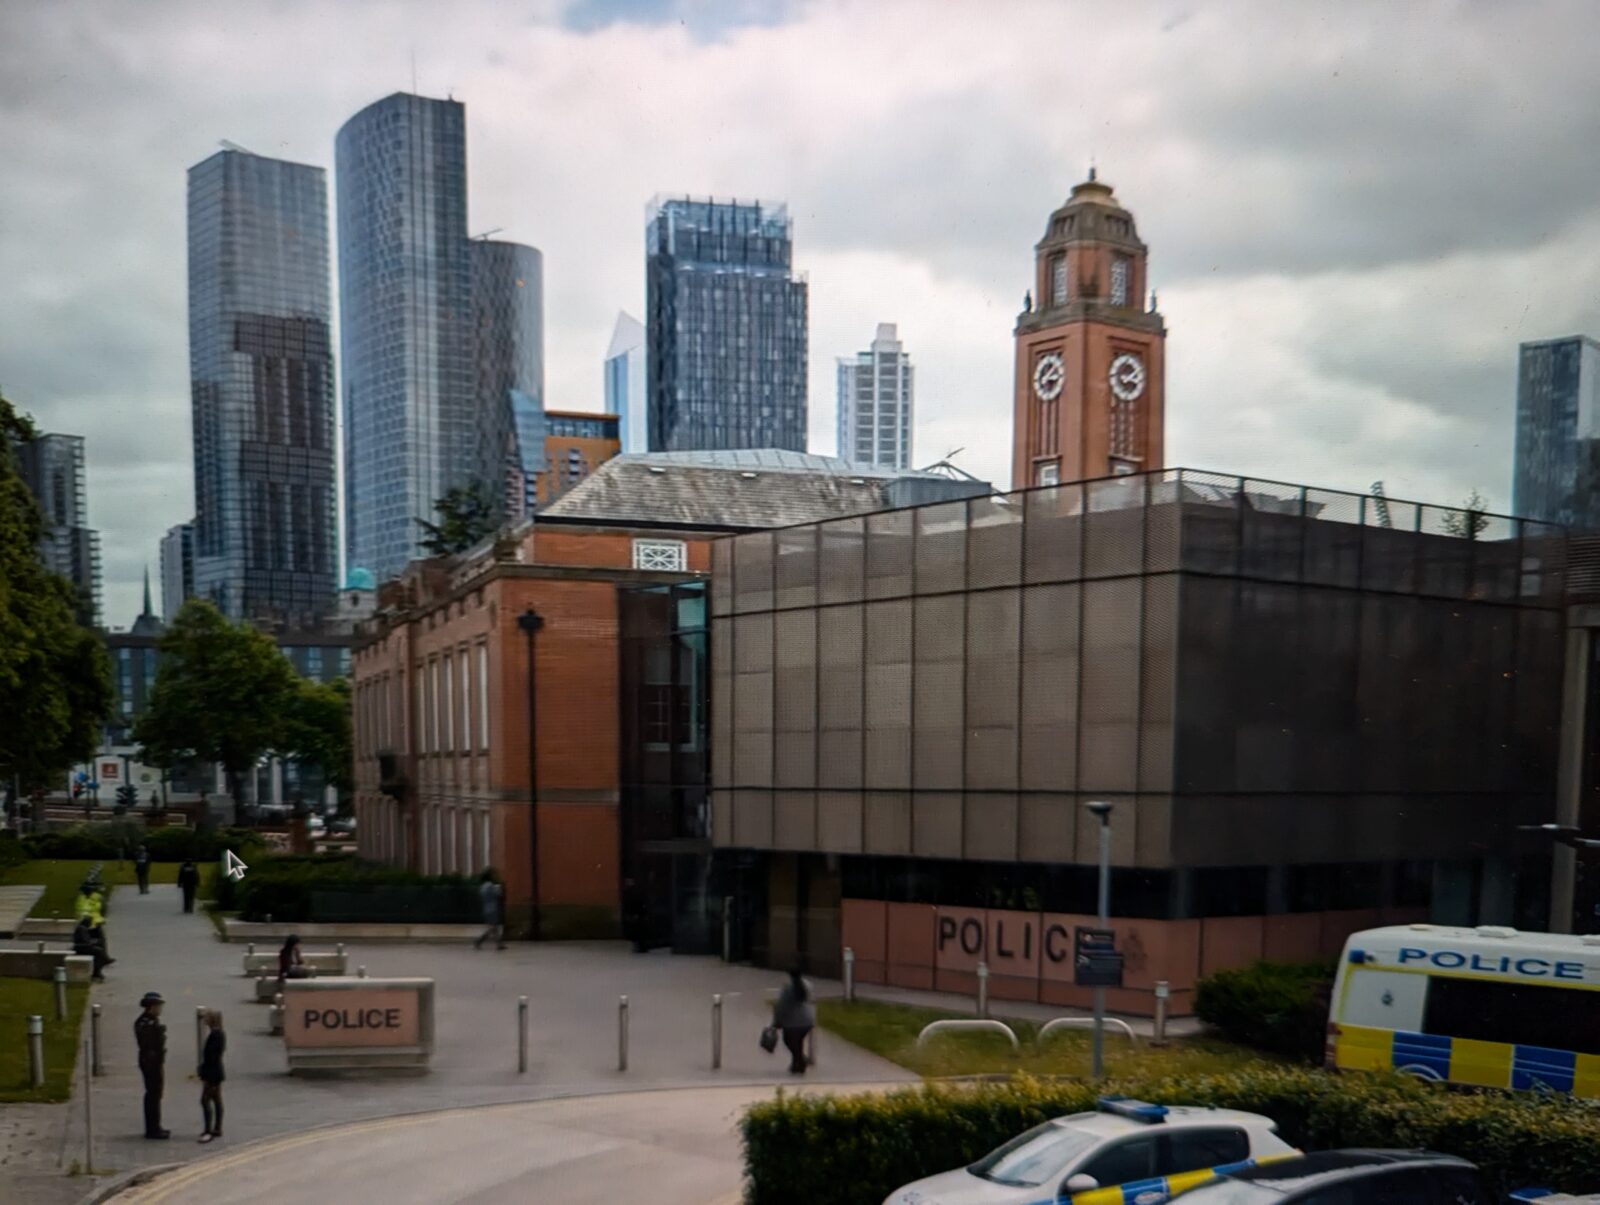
709 469 1569 1015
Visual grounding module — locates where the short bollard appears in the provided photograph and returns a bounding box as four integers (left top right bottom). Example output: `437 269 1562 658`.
711 994 723 1071
358 965 368 979
517 996 529 1074
83 1036 94 1171
1152 980 1171 1047
90 1003 104 1075
247 942 256 958
843 946 856 1003
36 940 46 955
618 995 629 1072
196 1006 206 1066
53 966 67 1020
337 942 346 957
976 961 990 1018
27 1015 45 1087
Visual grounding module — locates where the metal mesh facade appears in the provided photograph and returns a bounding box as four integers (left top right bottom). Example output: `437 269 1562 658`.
711 468 1568 878
187 150 335 625
337 93 473 584
646 198 808 453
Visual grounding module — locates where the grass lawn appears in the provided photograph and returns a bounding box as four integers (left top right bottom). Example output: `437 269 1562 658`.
0 859 218 918
819 998 1289 1080
0 977 89 1102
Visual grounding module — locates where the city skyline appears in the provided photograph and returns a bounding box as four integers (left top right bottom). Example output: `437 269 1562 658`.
6 1 1600 623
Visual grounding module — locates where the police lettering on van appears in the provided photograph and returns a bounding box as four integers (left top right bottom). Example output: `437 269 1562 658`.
1393 947 1585 980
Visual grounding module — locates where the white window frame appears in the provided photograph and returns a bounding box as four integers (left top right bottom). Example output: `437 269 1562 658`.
477 644 490 751
459 649 471 754
443 656 454 753
430 660 441 755
633 538 688 572
415 667 427 754
1035 461 1061 487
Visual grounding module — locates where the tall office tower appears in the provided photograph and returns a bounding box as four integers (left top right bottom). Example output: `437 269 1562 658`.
337 92 473 583
159 521 195 620
188 147 337 624
15 431 101 626
1512 336 1600 529
836 323 914 469
469 238 545 520
605 311 647 453
646 197 808 452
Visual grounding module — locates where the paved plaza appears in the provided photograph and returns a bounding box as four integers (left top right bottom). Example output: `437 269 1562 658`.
1 881 911 1204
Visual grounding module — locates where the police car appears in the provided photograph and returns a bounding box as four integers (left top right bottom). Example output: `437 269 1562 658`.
1510 1193 1600 1202
882 1097 1297 1205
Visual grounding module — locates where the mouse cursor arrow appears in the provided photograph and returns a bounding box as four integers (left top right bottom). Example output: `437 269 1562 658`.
223 850 248 881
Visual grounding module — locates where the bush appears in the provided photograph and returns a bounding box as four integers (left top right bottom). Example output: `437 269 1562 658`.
1193 960 1333 1062
217 855 478 923
740 1069 1600 1205
0 831 27 872
21 822 259 863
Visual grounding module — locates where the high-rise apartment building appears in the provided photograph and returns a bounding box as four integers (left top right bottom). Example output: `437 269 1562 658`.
1512 335 1600 530
470 238 544 520
15 431 101 626
336 93 473 583
187 148 337 624
605 311 647 454
836 323 913 470
646 197 808 453
159 521 194 620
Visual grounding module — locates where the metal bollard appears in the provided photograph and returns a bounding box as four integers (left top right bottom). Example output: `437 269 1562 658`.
337 942 346 957
27 1015 44 1087
357 965 367 979
91 1003 104 1075
618 995 629 1072
247 942 256 957
843 946 856 1003
1152 981 1170 1047
711 994 723 1070
517 996 529 1074
83 1036 94 1171
976 961 990 1018
36 940 45 954
53 966 67 1020
722 895 733 963
274 992 284 1034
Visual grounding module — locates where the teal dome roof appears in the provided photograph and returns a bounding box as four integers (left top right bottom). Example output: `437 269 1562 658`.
345 567 376 591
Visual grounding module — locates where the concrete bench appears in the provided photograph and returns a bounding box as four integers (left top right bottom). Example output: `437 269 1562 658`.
0 949 94 983
242 950 347 977
254 970 329 1000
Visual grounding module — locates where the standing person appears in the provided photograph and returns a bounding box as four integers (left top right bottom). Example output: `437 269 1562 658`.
197 1010 225 1143
772 967 816 1075
473 870 505 951
73 914 111 981
134 843 151 894
277 935 309 980
134 992 169 1139
176 860 200 914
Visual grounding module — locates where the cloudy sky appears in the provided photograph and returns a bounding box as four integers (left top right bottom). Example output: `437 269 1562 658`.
4 0 1600 626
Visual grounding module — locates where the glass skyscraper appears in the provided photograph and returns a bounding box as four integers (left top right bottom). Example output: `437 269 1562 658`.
836 322 913 469
646 198 808 452
336 92 473 583
605 311 647 453
15 431 101 626
187 148 336 625
159 521 194 621
1512 335 1600 530
469 238 544 520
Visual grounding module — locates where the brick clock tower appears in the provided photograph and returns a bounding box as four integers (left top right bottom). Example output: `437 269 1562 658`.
1012 171 1166 488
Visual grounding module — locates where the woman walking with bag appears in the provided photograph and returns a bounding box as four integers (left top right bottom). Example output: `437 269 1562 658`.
771 967 815 1075
197 1010 225 1143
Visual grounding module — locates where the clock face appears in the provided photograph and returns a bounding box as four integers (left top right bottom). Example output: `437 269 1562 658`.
1033 352 1065 401
1108 352 1146 402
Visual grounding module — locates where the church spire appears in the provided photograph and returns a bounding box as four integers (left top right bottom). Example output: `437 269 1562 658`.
142 565 153 617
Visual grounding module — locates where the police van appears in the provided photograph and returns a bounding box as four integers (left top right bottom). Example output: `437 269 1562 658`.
1328 924 1600 1096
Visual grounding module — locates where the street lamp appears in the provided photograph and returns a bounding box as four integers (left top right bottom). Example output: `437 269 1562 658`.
1085 799 1113 1080
517 608 545 941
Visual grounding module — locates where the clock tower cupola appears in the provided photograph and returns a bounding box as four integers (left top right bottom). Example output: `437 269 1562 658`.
1012 171 1166 487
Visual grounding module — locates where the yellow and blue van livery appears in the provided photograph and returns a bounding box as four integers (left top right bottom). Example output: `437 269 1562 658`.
1328 924 1600 1098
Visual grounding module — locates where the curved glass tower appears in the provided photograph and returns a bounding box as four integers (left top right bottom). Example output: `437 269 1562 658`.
336 92 472 583
187 148 336 624
469 239 544 519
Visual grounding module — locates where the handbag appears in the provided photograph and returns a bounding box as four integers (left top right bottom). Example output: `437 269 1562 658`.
759 1025 779 1053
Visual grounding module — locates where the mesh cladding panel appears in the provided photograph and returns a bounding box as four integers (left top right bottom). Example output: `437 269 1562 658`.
1024 482 1084 584
866 509 914 599
1084 475 1147 577
1300 488 1363 588
915 501 968 594
818 517 866 605
711 538 734 615
732 532 775 613
1177 470 1243 575
1238 479 1306 582
774 526 817 609
1471 516 1519 601
967 494 1023 590
1417 506 1472 597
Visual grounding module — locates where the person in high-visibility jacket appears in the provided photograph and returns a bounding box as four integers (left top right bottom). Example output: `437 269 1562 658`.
75 882 104 926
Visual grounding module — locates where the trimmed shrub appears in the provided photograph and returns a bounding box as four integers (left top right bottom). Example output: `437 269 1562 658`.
740 1069 1600 1205
219 855 478 923
1193 960 1333 1062
0 830 27 872
22 823 260 863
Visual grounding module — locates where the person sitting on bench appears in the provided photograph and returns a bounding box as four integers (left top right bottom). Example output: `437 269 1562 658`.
277 935 310 981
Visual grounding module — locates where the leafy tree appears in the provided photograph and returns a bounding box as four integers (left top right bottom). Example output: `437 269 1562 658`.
0 392 113 789
416 480 500 557
133 599 297 824
1440 488 1490 540
279 676 352 806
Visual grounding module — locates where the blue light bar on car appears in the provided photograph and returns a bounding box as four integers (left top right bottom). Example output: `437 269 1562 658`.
1096 1096 1168 1123
1508 1192 1555 1201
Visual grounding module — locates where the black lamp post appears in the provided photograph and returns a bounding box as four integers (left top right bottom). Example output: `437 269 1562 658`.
518 608 545 940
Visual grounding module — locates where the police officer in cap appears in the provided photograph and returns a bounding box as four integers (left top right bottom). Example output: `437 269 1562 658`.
134 991 170 1139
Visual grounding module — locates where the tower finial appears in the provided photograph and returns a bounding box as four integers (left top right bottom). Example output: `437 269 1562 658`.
1088 163 1097 183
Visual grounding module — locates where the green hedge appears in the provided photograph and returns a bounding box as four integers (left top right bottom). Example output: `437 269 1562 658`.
740 1069 1600 1205
214 855 478 923
1193 960 1333 1062
0 832 27 873
22 823 261 863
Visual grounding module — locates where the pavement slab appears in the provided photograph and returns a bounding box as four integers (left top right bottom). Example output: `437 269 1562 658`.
0 884 44 936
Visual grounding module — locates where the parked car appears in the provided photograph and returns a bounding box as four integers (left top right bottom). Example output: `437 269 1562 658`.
882 1097 1297 1205
1510 1194 1600 1203
1166 1149 1491 1203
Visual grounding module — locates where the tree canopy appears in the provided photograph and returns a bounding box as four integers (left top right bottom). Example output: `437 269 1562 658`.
279 676 352 799
0 392 112 788
416 479 500 557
